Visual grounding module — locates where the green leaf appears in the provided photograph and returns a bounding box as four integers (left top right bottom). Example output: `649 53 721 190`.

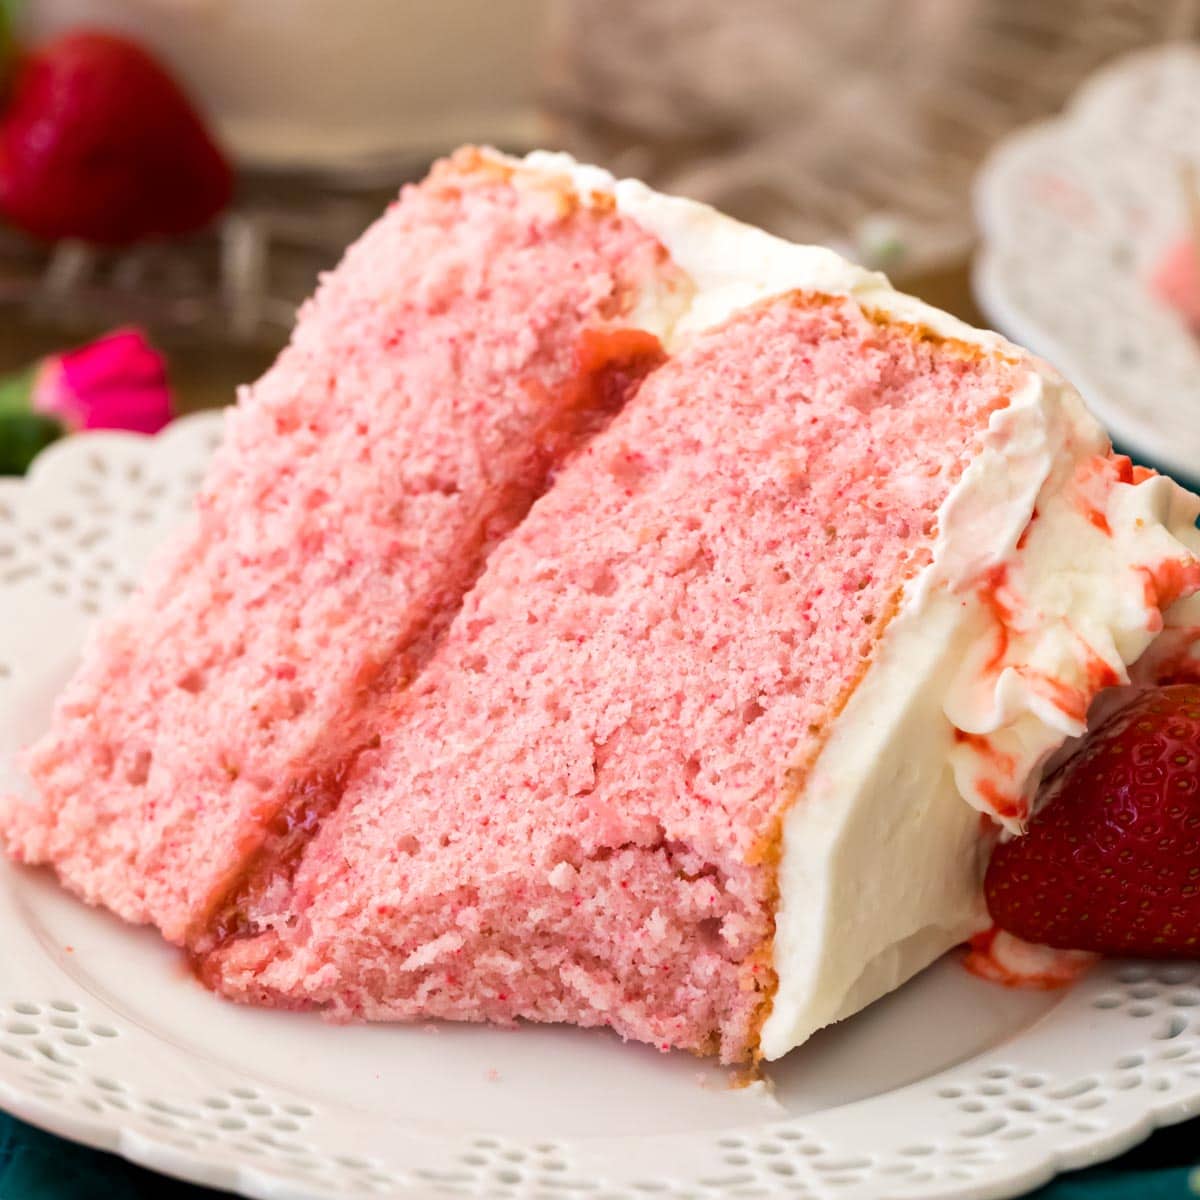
0 412 63 475
0 364 36 418
0 0 21 99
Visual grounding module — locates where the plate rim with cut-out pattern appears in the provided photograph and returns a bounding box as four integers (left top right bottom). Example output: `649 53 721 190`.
0 413 1198 1200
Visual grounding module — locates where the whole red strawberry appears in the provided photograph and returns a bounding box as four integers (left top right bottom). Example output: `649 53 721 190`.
0 30 232 245
985 684 1200 957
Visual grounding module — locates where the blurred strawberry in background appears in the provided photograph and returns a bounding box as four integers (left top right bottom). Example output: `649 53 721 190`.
0 24 232 245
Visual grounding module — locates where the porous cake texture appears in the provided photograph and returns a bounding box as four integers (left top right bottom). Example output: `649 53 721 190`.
201 296 1023 1062
2 150 678 944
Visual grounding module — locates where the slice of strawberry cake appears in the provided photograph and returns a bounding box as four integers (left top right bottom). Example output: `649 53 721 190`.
5 149 1200 1064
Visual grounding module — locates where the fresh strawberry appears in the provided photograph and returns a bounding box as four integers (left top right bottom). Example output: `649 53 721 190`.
985 684 1200 957
0 30 232 245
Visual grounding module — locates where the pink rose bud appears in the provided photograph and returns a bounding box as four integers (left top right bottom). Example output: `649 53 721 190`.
30 328 173 434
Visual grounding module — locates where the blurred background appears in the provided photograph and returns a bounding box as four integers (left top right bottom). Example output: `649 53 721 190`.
1 0 1199 425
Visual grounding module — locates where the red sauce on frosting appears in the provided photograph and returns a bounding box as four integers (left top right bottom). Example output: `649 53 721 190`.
1070 453 1137 538
964 926 1096 989
1028 650 1121 727
1015 508 1039 551
975 780 1025 823
977 564 1014 673
1138 558 1200 617
953 729 1017 775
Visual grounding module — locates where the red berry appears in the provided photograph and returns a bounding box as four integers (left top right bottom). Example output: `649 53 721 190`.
0 30 232 245
985 684 1200 957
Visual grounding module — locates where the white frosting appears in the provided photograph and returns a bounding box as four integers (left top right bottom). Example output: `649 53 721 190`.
762 390 1200 1058
503 151 1200 1060
520 150 1008 354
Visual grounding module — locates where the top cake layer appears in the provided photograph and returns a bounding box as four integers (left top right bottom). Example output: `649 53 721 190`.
3 150 681 942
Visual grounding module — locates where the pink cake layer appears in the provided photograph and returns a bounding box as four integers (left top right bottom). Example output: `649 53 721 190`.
1 150 676 944
200 294 1027 1062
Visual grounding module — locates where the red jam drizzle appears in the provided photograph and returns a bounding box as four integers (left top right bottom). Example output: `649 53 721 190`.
963 926 1095 990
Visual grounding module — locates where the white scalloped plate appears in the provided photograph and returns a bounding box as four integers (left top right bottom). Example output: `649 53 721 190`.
974 44 1200 489
0 414 1198 1200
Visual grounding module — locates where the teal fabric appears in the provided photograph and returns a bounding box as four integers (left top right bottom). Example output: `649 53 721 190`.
0 1115 224 1198
1037 1170 1193 1199
0 1110 1195 1197
1030 1119 1199 1198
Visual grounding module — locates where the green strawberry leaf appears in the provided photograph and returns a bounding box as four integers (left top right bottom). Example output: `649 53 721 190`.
0 363 35 417
0 0 20 99
0 412 63 475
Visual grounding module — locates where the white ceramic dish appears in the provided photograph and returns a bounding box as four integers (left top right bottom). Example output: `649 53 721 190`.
974 44 1200 488
0 414 1198 1200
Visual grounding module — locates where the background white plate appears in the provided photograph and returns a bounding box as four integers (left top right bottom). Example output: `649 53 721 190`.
0 415 1198 1200
974 44 1200 489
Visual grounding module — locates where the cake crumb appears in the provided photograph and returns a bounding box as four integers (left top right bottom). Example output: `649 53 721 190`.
547 861 578 890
